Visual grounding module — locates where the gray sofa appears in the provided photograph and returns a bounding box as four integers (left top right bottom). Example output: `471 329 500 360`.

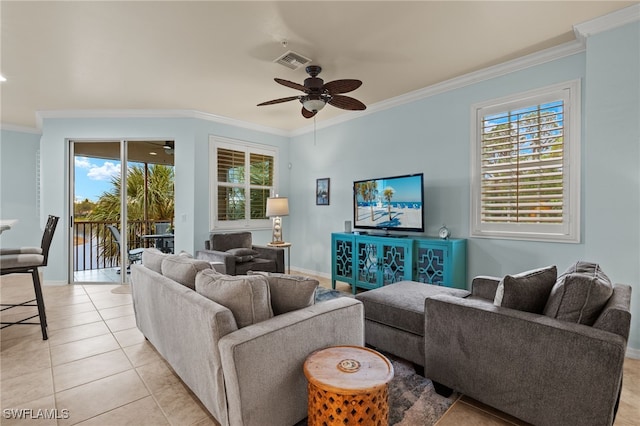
197 231 284 275
131 249 364 426
424 263 632 426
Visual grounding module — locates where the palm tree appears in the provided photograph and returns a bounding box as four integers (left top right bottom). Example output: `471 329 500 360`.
356 180 378 221
88 164 174 262
383 187 394 220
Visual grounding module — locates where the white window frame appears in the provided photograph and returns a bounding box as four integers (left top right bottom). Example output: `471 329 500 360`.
470 80 581 243
209 136 278 230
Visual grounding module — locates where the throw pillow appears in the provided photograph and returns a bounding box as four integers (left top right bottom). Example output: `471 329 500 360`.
543 261 613 325
226 248 260 263
142 248 166 274
248 271 319 315
196 270 273 328
161 255 212 290
494 265 557 314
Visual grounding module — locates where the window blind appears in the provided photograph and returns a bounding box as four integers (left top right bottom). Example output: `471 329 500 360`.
249 153 274 220
214 144 275 224
480 101 564 224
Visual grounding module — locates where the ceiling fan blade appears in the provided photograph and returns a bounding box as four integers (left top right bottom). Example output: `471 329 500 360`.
328 95 367 111
301 107 317 119
257 96 300 106
323 79 362 94
275 78 308 92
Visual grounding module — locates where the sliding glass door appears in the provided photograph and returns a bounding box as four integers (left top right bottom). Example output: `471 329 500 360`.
70 140 175 284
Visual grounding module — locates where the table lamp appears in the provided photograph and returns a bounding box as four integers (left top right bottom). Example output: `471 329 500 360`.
266 196 289 244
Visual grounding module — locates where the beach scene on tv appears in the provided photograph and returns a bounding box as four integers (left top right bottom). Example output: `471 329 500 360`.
354 174 423 230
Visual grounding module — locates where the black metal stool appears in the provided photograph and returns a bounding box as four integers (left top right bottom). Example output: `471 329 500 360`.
0 215 59 340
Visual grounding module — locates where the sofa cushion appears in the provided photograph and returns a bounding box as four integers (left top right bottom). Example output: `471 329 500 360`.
161 255 212 290
248 271 319 315
544 261 613 325
142 248 166 274
494 265 557 314
196 270 273 328
226 247 259 263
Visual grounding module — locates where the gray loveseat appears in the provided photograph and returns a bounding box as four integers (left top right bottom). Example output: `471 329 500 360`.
131 249 364 426
424 262 632 426
197 231 284 275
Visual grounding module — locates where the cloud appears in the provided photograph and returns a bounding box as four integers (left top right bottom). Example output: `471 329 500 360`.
75 157 92 168
87 162 120 181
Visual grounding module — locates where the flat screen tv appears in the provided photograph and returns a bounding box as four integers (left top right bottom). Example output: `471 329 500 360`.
353 173 424 233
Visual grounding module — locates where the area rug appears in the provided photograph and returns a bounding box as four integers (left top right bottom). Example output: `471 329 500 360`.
314 286 353 302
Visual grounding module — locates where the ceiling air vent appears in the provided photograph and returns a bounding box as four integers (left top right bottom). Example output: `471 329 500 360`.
274 50 312 70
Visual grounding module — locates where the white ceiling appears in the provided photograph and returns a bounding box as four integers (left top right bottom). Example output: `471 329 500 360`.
1 1 636 132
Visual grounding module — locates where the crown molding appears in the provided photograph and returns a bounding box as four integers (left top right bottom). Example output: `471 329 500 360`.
34 109 290 137
574 4 640 43
291 39 585 137
0 123 41 135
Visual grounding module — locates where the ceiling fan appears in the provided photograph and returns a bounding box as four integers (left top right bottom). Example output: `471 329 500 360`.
163 141 174 155
257 65 366 119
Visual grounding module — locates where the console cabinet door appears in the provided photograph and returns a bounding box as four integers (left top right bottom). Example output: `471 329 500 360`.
414 239 467 289
415 242 448 285
354 236 412 290
331 234 355 289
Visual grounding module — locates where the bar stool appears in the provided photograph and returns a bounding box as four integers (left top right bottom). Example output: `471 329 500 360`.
0 215 59 340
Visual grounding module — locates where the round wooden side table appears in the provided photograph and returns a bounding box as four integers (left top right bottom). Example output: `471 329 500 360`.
303 345 394 426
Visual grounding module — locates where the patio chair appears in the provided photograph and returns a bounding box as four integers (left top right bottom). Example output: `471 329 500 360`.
107 225 144 273
0 215 59 340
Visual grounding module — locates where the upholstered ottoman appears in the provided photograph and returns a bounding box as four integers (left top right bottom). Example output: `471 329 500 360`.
355 281 470 366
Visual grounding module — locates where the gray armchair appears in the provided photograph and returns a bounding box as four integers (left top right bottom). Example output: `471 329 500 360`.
424 273 632 426
196 232 284 275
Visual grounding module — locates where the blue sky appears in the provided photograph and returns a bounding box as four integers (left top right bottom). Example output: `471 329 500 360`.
74 156 120 202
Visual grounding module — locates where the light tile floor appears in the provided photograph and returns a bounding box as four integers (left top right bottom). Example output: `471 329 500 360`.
1 272 638 425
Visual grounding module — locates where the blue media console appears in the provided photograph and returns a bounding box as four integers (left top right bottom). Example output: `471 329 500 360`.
331 232 467 293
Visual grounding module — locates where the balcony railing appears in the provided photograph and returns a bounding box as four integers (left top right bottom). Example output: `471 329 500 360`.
73 220 171 271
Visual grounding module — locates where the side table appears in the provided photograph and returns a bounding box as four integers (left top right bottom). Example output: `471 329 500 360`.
303 345 394 425
267 241 291 274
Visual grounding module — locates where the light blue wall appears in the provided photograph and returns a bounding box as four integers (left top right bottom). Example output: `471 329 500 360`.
290 52 587 275
289 23 640 351
35 117 288 282
583 21 640 350
0 129 43 248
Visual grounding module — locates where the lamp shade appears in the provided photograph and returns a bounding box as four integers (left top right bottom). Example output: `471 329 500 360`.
266 197 289 217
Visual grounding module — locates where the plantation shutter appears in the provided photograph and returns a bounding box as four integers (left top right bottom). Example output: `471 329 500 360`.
213 139 277 227
480 100 564 224
217 148 246 221
249 152 274 220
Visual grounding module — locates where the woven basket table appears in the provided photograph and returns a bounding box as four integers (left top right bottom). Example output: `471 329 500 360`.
303 345 394 426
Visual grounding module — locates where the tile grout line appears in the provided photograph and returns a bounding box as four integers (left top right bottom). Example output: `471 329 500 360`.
86 284 176 426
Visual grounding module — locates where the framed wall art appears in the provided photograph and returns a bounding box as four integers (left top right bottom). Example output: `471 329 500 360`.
316 178 330 205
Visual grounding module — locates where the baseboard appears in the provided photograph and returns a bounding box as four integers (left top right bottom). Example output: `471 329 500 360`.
288 266 330 280
626 346 640 359
43 280 69 286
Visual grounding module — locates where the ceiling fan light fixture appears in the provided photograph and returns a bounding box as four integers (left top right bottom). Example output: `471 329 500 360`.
302 98 326 112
